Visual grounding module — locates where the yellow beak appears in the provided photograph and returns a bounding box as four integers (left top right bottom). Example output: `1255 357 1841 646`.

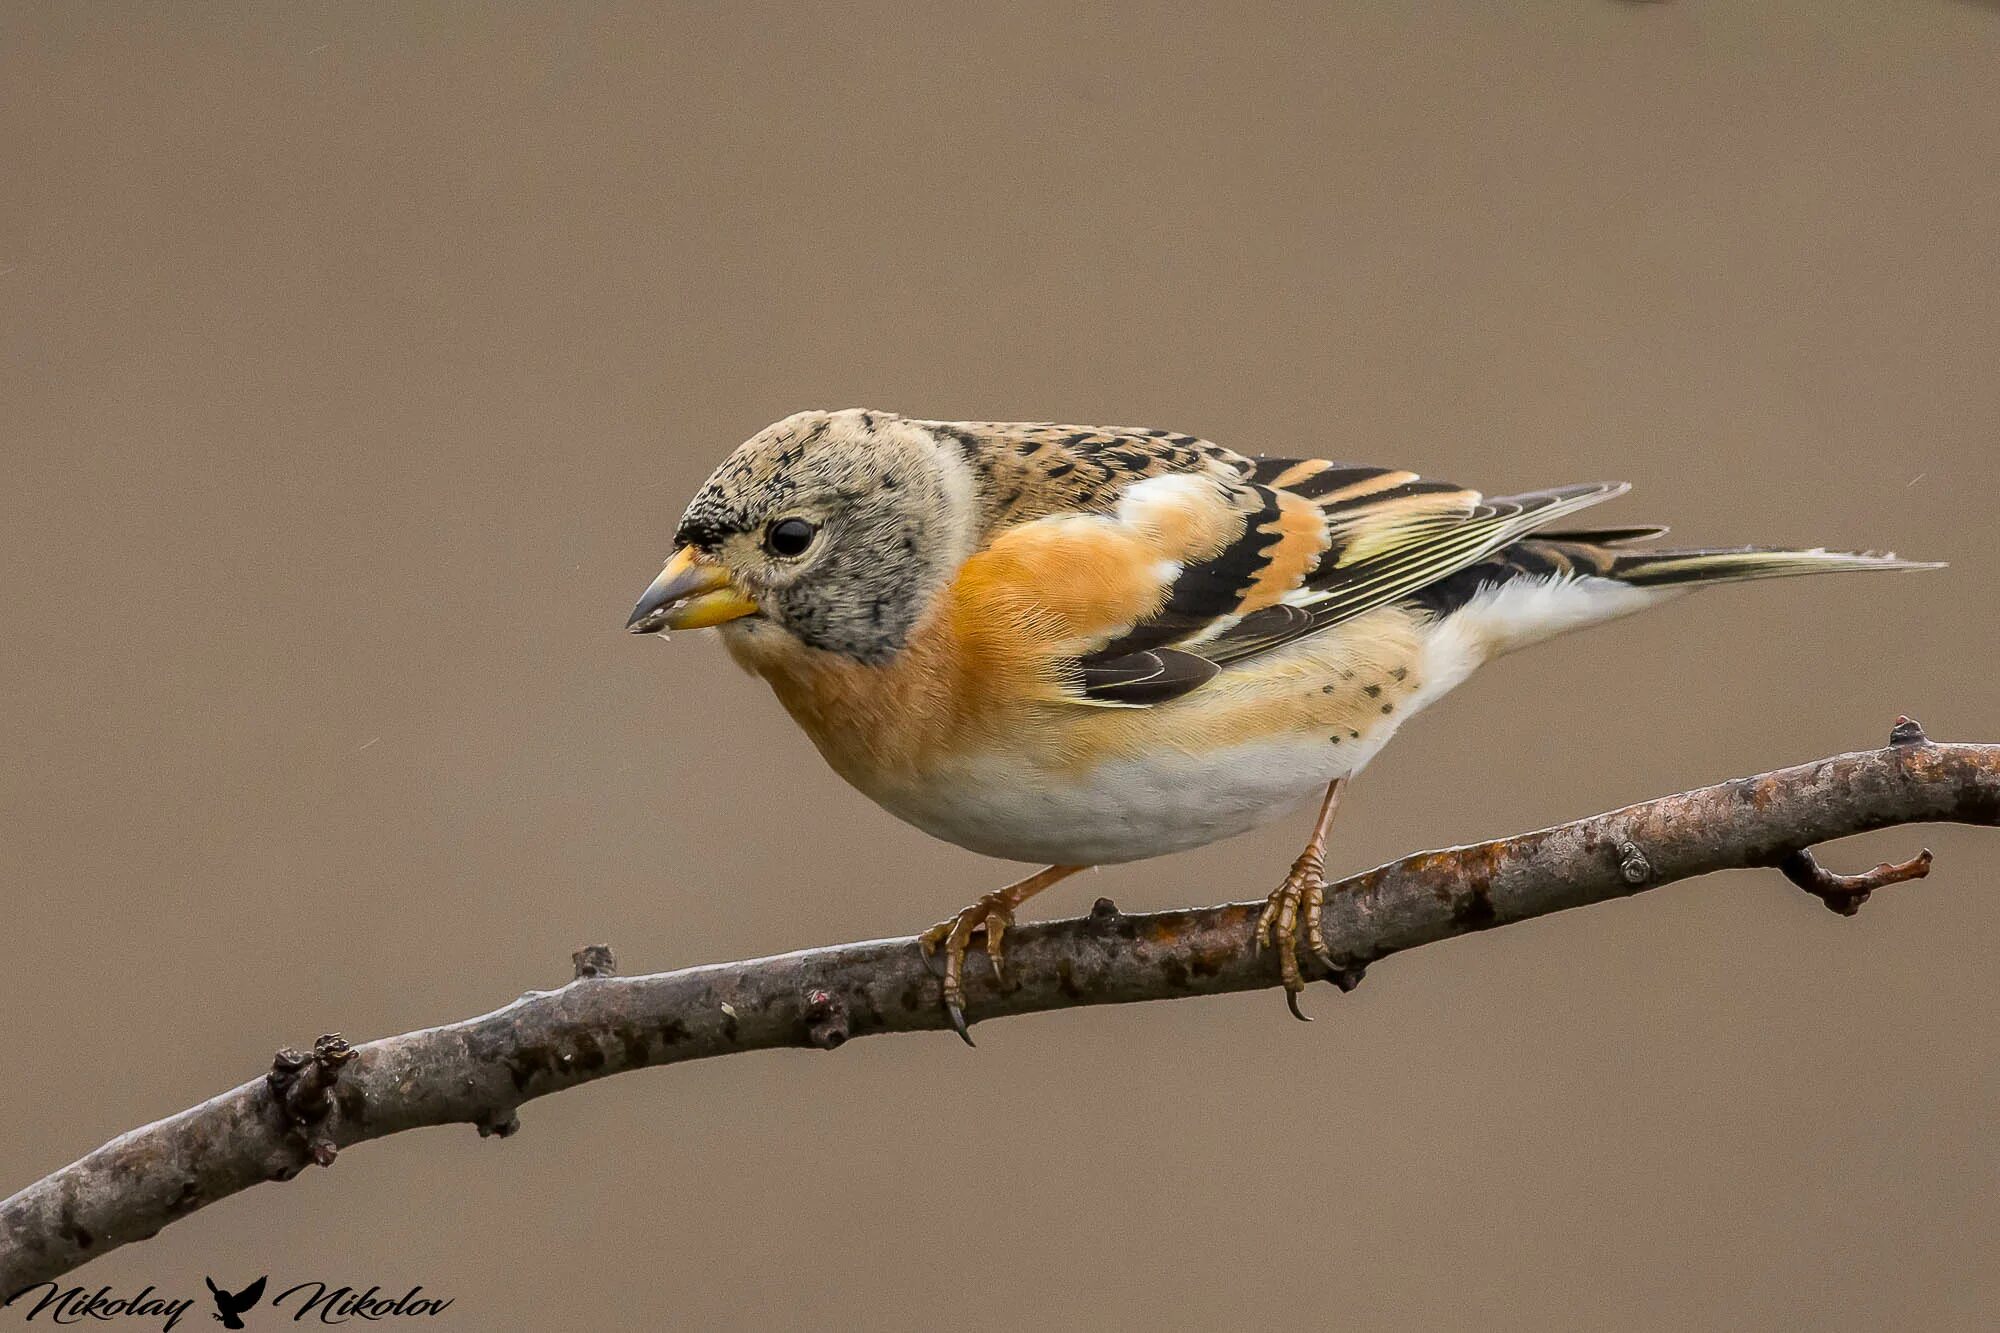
625 546 759 633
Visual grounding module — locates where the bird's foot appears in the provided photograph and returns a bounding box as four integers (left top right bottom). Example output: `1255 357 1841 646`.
917 892 1017 1047
1254 849 1361 1019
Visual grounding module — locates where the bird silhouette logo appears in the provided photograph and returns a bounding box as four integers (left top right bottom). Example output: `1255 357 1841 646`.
204 1275 267 1328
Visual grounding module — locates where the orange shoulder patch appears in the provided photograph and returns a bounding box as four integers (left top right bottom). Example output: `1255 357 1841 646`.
949 515 1171 652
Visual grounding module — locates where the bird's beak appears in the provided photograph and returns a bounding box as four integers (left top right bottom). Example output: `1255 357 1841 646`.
625 546 758 634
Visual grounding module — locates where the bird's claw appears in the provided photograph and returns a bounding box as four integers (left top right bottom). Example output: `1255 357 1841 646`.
916 933 974 1042
1323 955 1367 993
1304 887 1367 991
917 894 1017 1047
1257 854 1347 1018
944 998 974 1047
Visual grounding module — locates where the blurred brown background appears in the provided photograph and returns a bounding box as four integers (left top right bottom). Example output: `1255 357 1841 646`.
3 2 1996 1329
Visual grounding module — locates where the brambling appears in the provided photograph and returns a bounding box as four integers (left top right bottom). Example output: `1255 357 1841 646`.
628 409 1936 1040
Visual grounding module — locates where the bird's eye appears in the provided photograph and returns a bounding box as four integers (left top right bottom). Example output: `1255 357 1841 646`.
765 517 818 558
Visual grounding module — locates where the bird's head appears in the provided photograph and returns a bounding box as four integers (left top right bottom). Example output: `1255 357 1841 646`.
627 409 976 665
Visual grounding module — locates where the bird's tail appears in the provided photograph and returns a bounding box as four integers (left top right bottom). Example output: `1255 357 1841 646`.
1413 528 1941 660
1530 522 1943 587
1589 543 1945 588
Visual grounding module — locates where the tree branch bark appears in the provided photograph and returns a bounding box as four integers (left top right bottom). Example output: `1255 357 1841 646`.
5 722 1995 1300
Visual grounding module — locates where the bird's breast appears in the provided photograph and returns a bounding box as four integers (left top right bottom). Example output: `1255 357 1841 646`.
864 736 1348 865
725 599 1463 866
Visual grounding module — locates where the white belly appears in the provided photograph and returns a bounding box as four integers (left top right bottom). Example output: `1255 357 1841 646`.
869 734 1373 866
828 575 1666 867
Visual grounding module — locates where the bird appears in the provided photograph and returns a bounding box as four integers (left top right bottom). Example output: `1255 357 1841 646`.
627 409 1938 1040
205 1275 266 1329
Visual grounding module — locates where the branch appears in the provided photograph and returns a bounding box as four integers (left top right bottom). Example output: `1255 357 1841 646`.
5 721 1995 1299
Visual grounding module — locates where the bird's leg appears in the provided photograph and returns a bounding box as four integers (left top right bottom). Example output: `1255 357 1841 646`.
1255 777 1353 1019
918 864 1084 1046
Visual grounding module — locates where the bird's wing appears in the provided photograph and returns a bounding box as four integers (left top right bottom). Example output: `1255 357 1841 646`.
945 436 1626 707
1185 465 1630 677
235 1277 267 1308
